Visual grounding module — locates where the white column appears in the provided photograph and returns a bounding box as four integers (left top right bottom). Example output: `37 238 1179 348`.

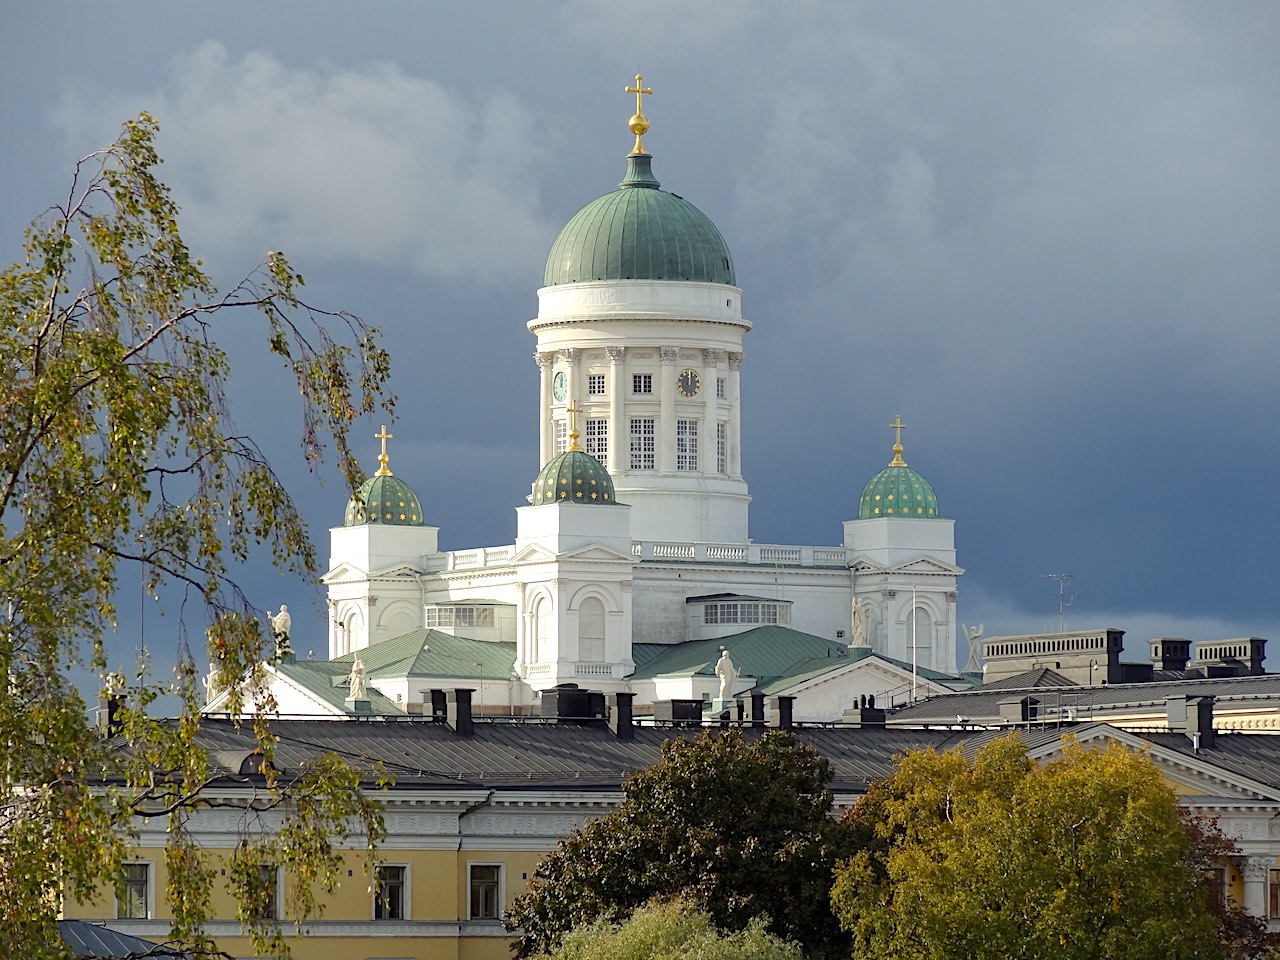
1244 856 1272 919
560 348 581 448
606 346 625 474
727 352 744 479
536 351 555 466
702 349 722 476
659 346 679 474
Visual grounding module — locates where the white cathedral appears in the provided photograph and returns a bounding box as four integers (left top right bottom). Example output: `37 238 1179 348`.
209 84 973 722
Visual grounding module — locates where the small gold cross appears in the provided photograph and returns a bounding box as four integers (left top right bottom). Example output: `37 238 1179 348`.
375 424 394 476
625 73 654 155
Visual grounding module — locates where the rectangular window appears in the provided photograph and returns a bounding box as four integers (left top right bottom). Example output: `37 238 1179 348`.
717 422 727 473
1204 868 1226 907
587 374 606 395
1270 869 1280 918
470 864 502 920
554 419 566 454
118 862 150 920
630 418 655 470
716 377 726 399
585 419 607 469
254 865 280 922
632 373 653 394
676 420 698 471
374 865 407 920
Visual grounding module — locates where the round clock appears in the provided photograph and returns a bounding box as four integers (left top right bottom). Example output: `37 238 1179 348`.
552 371 567 402
677 368 702 398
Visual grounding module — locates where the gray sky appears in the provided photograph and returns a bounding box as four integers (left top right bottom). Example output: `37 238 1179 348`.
3 1 1278 677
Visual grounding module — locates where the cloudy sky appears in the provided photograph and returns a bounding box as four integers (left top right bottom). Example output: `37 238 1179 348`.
3 1 1278 676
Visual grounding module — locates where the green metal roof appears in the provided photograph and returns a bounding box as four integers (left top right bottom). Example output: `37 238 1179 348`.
531 449 617 505
274 659 402 715
543 153 735 287
858 464 940 519
344 474 428 526
331 629 516 681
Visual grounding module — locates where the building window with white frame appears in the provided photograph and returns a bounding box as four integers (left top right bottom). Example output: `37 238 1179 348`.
633 373 652 394
374 864 407 920
252 865 280 922
554 419 566 454
716 376 726 399
587 373 606 395
118 862 150 919
677 419 698 471
469 863 502 920
717 422 727 473
630 418 655 470
585 419 607 468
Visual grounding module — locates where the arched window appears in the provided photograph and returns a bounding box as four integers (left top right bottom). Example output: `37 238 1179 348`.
531 597 550 663
579 597 606 662
909 606 933 668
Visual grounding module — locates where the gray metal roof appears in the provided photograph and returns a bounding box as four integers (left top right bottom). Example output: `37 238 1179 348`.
58 920 189 959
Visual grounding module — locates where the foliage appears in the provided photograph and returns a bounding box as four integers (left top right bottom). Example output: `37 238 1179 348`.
538 897 803 960
0 115 392 957
507 729 865 959
830 734 1233 960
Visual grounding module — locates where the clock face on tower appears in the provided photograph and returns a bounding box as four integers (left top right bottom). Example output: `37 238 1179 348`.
552 371 567 402
676 368 702 398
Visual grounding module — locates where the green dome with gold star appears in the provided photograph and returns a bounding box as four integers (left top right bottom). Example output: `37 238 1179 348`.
343 425 428 526
532 449 617 506
857 418 941 519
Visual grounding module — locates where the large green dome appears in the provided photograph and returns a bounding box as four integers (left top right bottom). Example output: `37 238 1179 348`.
344 474 427 526
858 435 941 520
532 449 617 505
543 154 735 287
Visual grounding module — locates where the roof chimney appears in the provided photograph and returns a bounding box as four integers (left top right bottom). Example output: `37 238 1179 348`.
608 692 635 740
1149 637 1191 672
1166 695 1216 749
428 688 448 721
446 688 474 736
750 693 766 728
775 695 795 731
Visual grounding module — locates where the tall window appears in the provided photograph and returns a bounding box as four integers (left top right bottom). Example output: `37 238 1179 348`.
118 862 149 919
469 864 502 920
717 422 727 473
532 597 550 663
1269 869 1280 918
587 374 606 395
716 377 726 399
554 419 566 454
253 865 280 922
677 419 699 471
909 607 933 667
585 419 607 468
374 864 407 920
579 597 606 662
630 418 655 470
632 373 652 394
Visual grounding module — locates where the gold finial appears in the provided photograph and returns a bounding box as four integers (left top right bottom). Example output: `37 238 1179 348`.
888 415 907 467
375 424 394 476
625 73 654 155
566 401 584 452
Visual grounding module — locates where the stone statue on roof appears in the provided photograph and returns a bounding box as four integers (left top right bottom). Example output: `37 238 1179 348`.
851 597 872 649
269 605 292 657
715 648 739 701
346 652 368 702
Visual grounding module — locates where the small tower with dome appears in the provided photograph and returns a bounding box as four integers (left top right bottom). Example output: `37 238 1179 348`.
324 426 440 657
514 403 635 691
843 417 962 671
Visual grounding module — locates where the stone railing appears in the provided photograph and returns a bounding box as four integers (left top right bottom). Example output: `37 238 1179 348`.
631 541 849 568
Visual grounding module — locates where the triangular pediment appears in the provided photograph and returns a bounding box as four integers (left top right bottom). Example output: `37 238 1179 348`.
847 556 885 575
1025 725 1280 803
512 543 557 565
776 654 957 698
321 561 367 583
368 562 425 579
513 542 634 565
888 556 962 576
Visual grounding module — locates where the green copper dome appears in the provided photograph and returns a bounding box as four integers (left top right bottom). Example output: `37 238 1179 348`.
532 449 617 505
344 474 427 526
858 427 941 519
543 154 735 287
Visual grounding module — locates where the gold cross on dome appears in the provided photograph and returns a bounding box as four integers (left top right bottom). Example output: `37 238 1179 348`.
375 424 394 476
566 400 584 452
888 415 907 467
625 73 654 155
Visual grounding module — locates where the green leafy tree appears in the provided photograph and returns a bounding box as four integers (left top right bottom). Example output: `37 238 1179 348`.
0 115 392 957
540 897 803 960
830 734 1237 960
507 730 865 959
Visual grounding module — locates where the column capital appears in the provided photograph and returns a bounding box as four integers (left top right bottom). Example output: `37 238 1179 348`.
605 345 626 362
660 346 680 363
702 348 724 366
559 348 581 363
1244 855 1274 881
727 352 744 371
535 351 556 369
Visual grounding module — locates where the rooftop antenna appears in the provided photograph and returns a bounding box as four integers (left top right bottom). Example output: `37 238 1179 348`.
1041 572 1075 632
